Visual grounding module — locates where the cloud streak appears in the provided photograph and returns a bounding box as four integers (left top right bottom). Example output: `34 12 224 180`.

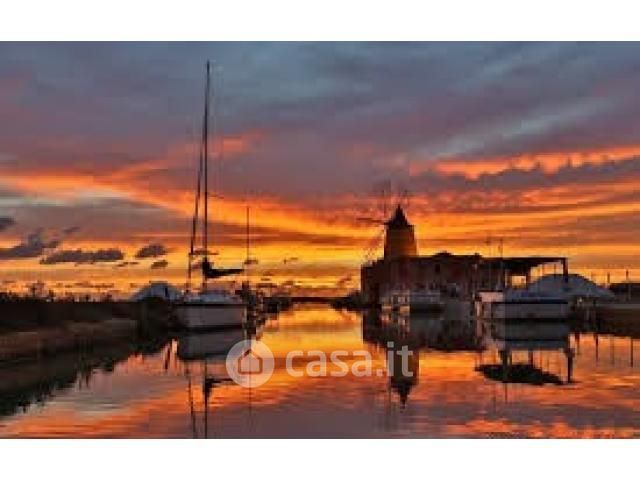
40 248 125 265
0 230 60 260
150 259 168 269
134 243 169 259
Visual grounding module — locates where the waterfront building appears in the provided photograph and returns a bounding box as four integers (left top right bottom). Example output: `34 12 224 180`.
360 206 569 306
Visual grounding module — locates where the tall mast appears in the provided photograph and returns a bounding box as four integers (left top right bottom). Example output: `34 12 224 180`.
186 141 204 291
246 205 250 284
202 61 211 265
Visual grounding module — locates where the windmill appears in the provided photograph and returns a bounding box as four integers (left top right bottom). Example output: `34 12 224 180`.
356 181 414 264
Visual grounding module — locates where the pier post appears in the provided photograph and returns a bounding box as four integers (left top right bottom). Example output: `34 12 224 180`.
564 347 575 383
499 349 509 382
562 258 569 285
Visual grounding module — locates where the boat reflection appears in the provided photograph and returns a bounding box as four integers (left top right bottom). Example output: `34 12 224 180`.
475 316 574 385
176 317 266 438
177 329 246 362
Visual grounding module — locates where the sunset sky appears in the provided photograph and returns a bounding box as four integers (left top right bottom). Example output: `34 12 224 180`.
1 42 640 296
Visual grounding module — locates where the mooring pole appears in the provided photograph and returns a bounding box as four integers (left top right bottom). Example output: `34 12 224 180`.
565 347 575 383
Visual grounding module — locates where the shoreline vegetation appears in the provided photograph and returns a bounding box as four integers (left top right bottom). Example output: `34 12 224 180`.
0 297 173 363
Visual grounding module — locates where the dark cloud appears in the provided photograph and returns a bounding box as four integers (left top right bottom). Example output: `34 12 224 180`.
150 259 168 269
0 216 15 232
4 196 188 244
135 243 169 259
0 230 60 260
3 42 640 206
40 248 124 265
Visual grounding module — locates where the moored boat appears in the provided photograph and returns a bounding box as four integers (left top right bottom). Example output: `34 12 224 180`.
475 289 569 322
176 61 245 330
175 289 245 330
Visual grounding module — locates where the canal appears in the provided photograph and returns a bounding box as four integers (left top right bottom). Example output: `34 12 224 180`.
2 304 640 438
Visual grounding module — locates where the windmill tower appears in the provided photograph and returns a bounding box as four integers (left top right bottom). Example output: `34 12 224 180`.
383 205 418 260
358 183 418 264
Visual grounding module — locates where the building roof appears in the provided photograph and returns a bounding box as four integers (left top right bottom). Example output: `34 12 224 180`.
483 256 566 276
385 206 412 229
362 253 565 272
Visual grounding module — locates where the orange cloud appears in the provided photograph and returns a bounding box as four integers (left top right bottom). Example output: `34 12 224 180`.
426 144 640 179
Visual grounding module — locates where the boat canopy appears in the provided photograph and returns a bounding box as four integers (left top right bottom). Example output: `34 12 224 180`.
483 256 567 276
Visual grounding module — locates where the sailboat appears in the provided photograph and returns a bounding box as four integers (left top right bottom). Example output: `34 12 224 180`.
174 61 245 330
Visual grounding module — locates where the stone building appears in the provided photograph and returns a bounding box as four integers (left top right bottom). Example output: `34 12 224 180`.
360 206 568 305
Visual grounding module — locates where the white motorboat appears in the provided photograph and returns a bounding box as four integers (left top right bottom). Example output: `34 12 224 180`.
475 289 569 322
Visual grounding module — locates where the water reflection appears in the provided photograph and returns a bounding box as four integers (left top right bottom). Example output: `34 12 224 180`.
363 302 479 352
362 305 480 407
3 305 640 437
475 317 574 385
177 317 267 438
0 337 169 420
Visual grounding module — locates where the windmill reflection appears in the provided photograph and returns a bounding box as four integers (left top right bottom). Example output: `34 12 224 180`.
362 310 421 408
363 308 478 408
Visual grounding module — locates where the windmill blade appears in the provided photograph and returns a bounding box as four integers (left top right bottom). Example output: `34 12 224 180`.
356 216 386 225
370 179 393 221
363 225 386 264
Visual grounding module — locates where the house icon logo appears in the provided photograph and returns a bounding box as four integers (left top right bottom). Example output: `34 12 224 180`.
237 347 264 375
226 339 274 388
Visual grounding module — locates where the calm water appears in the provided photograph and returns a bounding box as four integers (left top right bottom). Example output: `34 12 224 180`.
2 304 640 438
